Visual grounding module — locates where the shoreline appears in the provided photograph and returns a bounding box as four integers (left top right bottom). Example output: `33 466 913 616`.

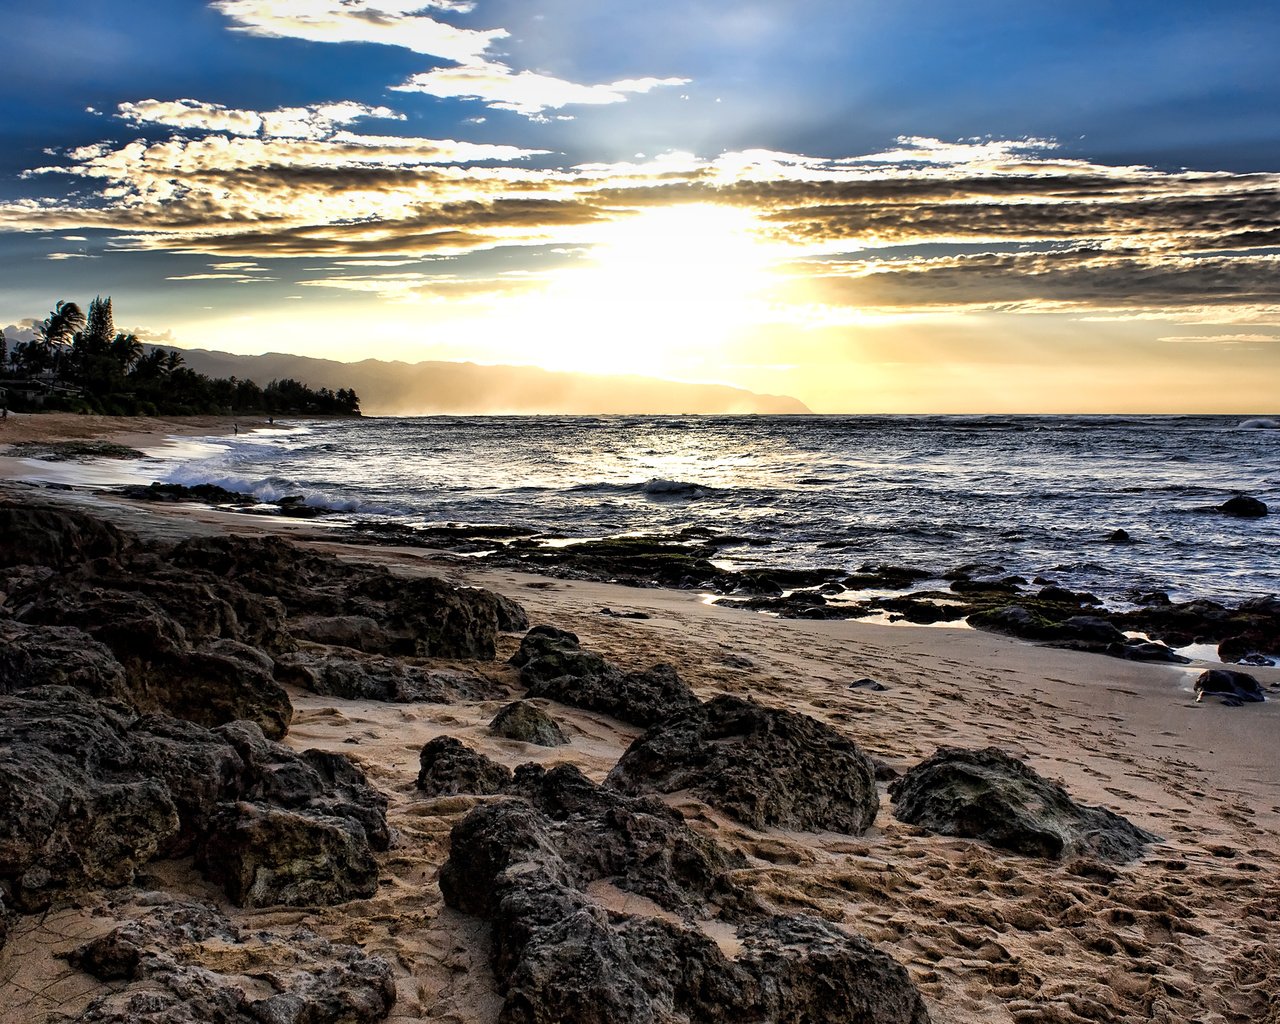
0 423 1279 1022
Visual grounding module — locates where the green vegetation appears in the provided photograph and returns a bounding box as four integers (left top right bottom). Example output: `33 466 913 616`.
0 297 359 416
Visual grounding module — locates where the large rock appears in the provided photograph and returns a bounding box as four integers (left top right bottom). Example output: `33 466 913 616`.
67 892 395 1023
417 736 513 796
440 764 927 1024
0 620 129 699
1195 668 1266 705
276 644 508 703
0 503 125 569
168 533 516 659
490 700 568 746
607 695 880 834
512 625 699 727
1219 495 1268 518
195 802 380 907
12 573 293 738
890 746 1157 863
0 688 387 911
0 688 181 911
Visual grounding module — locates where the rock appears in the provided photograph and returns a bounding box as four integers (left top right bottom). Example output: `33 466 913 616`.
849 677 888 692
0 620 129 699
1106 528 1132 543
417 736 513 796
0 687 181 911
1195 668 1265 704
890 746 1157 863
275 645 507 703
490 700 568 746
66 892 396 1023
168 533 516 659
1061 615 1128 645
292 614 394 652
842 564 933 590
607 695 879 834
1107 639 1190 663
12 571 294 738
117 481 258 505
0 688 387 911
512 625 699 727
493 591 531 632
1219 495 1268 518
195 802 380 907
440 764 926 1024
0 502 125 569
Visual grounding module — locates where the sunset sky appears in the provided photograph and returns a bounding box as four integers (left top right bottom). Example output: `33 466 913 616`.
1 0 1278 412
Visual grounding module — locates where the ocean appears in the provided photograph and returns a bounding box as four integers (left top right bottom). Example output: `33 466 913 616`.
134 414 1280 610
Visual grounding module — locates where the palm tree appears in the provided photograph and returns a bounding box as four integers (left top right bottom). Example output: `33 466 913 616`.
163 349 185 375
110 332 144 370
36 300 86 377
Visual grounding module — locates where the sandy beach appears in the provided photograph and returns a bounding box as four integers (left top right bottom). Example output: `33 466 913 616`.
1 416 1278 1024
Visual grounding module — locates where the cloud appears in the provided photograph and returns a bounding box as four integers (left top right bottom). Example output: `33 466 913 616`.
210 0 504 63
45 251 97 260
4 131 1280 327
394 60 689 118
117 98 403 140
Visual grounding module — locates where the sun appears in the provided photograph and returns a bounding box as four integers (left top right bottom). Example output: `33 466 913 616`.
518 203 782 376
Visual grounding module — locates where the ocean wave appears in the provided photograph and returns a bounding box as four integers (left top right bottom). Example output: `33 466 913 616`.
1239 417 1280 430
161 466 404 515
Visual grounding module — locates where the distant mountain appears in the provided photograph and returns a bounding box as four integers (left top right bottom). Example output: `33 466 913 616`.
164 349 812 416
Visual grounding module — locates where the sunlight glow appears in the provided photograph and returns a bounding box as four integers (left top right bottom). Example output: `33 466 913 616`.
511 203 785 376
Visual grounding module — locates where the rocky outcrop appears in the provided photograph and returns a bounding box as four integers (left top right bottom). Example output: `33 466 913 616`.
416 736 513 796
490 700 568 746
607 695 880 835
169 533 516 659
0 620 129 699
196 802 380 907
0 687 387 911
512 625 699 727
0 503 125 569
440 764 928 1024
275 644 508 704
1195 668 1266 705
890 746 1157 863
67 892 396 1023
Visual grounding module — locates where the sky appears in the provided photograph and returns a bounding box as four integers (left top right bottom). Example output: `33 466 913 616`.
1 0 1278 412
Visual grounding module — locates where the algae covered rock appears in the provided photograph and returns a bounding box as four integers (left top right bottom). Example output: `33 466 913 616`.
890 746 1157 863
490 700 568 746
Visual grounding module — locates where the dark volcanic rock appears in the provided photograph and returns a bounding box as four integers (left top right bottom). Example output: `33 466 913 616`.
0 687 181 911
12 569 294 738
292 613 394 652
1195 668 1265 705
0 620 129 699
490 700 568 746
276 644 507 703
0 687 387 911
417 735 513 796
512 625 699 727
0 502 125 569
168 533 516 659
1219 494 1268 518
118 481 258 505
890 746 1157 863
195 802 380 907
440 764 927 1024
607 695 879 835
67 892 395 1023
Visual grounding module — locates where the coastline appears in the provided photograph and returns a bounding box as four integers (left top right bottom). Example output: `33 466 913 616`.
2 415 1279 1023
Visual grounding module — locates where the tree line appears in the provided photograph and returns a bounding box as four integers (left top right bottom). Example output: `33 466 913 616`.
0 298 359 417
